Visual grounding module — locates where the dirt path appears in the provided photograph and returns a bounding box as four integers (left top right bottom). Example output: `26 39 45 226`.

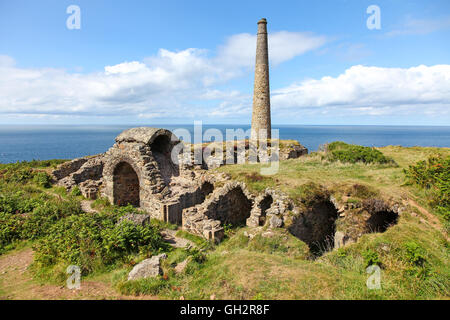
0 248 156 300
405 199 449 241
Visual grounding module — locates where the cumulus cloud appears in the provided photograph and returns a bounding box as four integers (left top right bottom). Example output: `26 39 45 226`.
0 31 325 120
3 29 448 123
272 64 450 116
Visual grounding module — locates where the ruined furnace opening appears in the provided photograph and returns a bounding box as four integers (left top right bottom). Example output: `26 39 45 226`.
113 161 140 207
366 210 398 233
212 187 252 227
288 200 339 256
150 135 179 185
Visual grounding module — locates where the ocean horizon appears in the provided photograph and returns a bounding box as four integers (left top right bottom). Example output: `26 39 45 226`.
0 124 449 164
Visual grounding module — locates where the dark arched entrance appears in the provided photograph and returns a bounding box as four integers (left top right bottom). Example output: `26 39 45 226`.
113 161 140 207
150 135 179 185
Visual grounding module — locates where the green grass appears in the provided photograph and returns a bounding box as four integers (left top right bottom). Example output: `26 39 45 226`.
1 146 449 299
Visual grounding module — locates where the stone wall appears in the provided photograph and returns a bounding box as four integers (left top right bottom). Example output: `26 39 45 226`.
50 127 312 244
182 181 253 242
246 188 295 228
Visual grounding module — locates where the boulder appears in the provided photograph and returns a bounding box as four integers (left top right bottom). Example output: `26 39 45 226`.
268 215 283 228
127 253 167 281
334 231 354 249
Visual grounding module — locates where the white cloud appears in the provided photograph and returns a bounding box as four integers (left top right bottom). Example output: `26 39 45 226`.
272 64 450 116
0 55 15 67
105 61 147 74
386 16 450 37
217 31 326 67
0 31 325 120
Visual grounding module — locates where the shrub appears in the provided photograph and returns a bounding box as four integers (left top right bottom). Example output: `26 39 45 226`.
0 191 44 214
33 171 52 188
0 212 24 252
34 213 168 274
362 249 381 267
4 168 33 183
404 155 449 221
70 186 82 197
186 247 207 263
325 141 395 165
403 241 426 267
22 198 83 240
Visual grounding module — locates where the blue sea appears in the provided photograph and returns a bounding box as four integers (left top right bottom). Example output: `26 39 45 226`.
0 125 449 163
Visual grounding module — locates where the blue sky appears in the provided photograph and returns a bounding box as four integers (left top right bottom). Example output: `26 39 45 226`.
0 0 449 125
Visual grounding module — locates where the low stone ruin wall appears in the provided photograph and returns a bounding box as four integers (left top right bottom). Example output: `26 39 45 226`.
182 181 253 242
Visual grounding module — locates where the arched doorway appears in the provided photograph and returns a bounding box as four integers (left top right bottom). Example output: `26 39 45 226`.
113 161 140 207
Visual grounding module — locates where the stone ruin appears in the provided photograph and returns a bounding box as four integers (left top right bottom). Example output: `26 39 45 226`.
51 127 294 242
52 126 401 250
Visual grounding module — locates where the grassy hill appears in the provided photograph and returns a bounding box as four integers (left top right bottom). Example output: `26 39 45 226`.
0 144 448 300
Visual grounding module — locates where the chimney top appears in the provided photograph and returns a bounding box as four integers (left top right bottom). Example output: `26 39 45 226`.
257 18 267 24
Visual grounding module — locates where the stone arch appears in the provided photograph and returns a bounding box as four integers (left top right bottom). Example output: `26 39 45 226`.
114 127 181 186
102 151 150 211
113 161 140 207
207 185 253 226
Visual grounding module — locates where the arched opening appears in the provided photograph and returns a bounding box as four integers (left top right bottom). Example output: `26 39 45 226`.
210 187 252 226
150 135 179 185
366 210 398 233
288 200 338 256
258 194 273 226
113 161 140 207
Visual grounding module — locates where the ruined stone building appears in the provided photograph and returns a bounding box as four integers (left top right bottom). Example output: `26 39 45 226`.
51 19 401 250
52 126 305 242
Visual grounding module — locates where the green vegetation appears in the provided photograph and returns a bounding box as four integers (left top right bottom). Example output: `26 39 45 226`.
0 160 168 280
34 213 168 275
324 141 396 165
0 146 449 300
404 154 449 222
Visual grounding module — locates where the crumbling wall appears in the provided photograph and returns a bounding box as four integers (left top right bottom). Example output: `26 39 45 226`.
182 182 253 242
54 155 104 199
246 189 295 228
50 127 319 245
159 178 216 225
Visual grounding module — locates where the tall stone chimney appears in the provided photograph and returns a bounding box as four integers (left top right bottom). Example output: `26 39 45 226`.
251 18 271 141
